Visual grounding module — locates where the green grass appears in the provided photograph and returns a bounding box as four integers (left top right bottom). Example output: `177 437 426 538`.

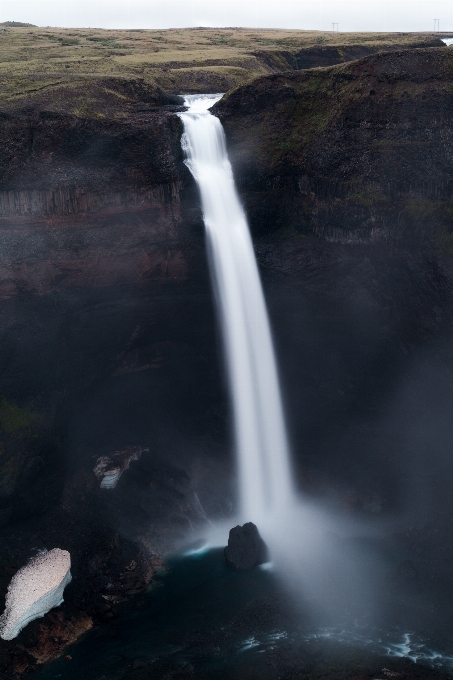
0 26 449 115
0 398 36 435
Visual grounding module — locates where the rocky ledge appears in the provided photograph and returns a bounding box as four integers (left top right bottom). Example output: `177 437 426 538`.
215 47 453 249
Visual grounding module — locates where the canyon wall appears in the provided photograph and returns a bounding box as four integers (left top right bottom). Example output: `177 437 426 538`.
0 45 452 675
215 46 453 506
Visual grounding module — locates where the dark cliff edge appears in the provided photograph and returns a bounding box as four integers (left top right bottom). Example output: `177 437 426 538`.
252 36 444 72
214 49 453 504
0 107 197 298
213 47 453 621
214 47 453 248
0 102 223 675
0 44 452 675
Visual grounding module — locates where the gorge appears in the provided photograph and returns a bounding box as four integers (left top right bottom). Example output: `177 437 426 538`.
0 24 452 680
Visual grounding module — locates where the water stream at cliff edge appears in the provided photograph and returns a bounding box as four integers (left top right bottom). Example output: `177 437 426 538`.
179 94 294 526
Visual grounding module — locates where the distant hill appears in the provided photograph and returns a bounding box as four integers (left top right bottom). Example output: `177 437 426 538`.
0 21 36 27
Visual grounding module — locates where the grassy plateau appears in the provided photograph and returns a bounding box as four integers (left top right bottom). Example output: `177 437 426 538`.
0 25 450 116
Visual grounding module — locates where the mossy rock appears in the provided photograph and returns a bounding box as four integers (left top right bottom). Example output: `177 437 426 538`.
0 398 36 435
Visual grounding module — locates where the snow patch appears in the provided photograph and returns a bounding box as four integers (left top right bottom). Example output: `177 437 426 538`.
0 548 71 640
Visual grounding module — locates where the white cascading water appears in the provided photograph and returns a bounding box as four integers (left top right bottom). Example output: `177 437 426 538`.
179 94 294 524
179 96 389 636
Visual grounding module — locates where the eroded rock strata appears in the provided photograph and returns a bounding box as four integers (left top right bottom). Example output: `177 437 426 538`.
0 45 452 675
216 46 453 519
215 47 453 247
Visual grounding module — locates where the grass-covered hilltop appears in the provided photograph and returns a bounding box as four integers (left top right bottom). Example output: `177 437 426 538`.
0 25 448 115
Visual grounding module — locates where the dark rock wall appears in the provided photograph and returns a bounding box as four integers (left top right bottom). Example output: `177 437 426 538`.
215 48 453 248
253 37 445 72
0 104 236 675
0 108 183 195
215 47 453 514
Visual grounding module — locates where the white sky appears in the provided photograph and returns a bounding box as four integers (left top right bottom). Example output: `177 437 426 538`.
1 0 453 33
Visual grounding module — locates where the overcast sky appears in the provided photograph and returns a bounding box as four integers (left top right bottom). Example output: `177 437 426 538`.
1 0 453 33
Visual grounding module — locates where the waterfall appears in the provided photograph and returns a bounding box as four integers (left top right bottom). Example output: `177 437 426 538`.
179 94 293 525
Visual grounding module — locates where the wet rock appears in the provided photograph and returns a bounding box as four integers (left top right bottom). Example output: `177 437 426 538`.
25 611 93 665
224 522 269 569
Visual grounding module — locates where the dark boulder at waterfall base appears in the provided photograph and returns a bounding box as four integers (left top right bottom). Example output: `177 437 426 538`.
224 522 269 569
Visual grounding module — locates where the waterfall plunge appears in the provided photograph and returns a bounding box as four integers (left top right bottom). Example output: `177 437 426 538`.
179 96 382 627
179 94 294 525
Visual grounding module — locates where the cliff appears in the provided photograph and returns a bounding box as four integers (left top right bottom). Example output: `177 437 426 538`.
0 41 452 676
215 47 453 248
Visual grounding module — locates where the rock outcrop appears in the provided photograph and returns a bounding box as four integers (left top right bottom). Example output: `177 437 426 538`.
224 522 269 569
94 445 147 489
0 549 71 640
215 47 453 249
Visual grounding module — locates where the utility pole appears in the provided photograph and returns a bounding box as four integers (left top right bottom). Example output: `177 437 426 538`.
434 18 440 32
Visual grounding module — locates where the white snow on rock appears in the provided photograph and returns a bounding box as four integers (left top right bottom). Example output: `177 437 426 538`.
94 445 147 489
0 548 71 640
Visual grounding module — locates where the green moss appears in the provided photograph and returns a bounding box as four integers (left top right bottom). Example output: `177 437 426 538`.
397 198 453 251
0 455 22 496
86 36 118 47
404 197 437 219
349 188 389 207
436 229 453 254
372 140 429 149
0 398 36 435
35 34 80 47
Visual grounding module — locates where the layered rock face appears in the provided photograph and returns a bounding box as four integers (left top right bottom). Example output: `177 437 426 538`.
215 47 453 247
0 101 230 675
215 47 453 514
0 106 196 298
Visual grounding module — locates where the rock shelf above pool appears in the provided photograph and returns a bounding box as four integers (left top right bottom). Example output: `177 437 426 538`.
0 549 72 640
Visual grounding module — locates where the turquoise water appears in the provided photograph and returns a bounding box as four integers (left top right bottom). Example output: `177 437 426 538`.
36 549 288 679
35 548 453 679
